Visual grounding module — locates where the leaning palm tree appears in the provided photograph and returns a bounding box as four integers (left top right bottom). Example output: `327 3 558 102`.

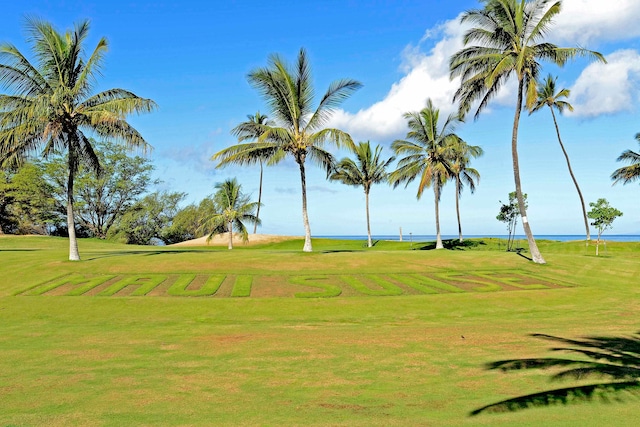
229 112 274 234
389 99 457 250
611 134 640 186
201 178 260 250
530 74 590 241
329 141 395 248
449 0 605 264
0 19 155 260
447 137 483 243
213 48 361 252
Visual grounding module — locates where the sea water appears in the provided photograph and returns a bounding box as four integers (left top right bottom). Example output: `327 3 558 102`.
318 234 640 242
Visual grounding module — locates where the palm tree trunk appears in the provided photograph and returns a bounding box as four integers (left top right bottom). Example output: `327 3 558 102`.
228 221 233 250
434 181 444 249
298 160 313 252
455 175 463 243
66 162 80 261
365 189 372 248
512 79 545 264
549 107 590 241
254 160 263 234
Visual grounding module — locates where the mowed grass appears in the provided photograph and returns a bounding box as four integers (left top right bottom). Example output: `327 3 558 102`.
0 235 639 426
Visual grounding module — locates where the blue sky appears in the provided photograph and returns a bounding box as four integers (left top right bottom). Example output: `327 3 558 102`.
2 1 639 236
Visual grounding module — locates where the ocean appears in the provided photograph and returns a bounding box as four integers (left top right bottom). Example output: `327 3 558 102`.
317 234 640 242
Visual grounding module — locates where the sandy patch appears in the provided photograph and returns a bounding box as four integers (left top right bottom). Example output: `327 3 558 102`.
169 233 300 247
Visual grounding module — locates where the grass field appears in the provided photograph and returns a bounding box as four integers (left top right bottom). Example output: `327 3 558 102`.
1 235 639 426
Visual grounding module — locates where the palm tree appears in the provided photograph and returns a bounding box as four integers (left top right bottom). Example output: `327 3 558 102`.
329 141 395 248
212 48 361 252
447 137 483 243
201 178 260 250
229 112 274 234
0 19 155 260
449 0 604 264
611 134 640 185
389 99 457 250
530 74 590 241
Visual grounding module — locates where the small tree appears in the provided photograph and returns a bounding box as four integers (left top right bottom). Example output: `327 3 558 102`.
587 198 623 256
107 191 186 245
42 140 156 238
496 191 527 252
201 178 260 250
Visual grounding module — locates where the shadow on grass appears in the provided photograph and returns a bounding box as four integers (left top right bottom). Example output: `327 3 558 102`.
514 248 533 261
470 332 640 416
415 239 486 251
83 248 218 260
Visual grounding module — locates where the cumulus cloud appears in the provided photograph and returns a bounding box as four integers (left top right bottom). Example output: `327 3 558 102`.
329 0 640 140
569 50 640 117
551 0 640 45
329 17 466 142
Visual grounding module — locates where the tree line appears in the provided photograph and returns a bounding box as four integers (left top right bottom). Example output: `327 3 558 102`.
1 1 639 262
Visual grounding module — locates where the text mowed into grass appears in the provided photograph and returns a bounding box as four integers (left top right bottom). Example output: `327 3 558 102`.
20 270 572 298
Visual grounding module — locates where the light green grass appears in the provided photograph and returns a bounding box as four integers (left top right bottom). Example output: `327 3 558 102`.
0 235 639 426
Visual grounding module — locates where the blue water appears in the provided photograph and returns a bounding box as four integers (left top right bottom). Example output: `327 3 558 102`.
318 234 640 242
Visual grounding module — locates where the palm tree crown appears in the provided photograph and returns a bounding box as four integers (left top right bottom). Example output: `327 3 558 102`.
389 99 458 250
0 18 156 260
201 178 260 250
530 74 590 241
213 48 361 252
449 0 604 264
329 141 395 247
611 134 640 186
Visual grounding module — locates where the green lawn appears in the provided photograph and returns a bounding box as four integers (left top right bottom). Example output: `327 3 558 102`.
1 235 638 426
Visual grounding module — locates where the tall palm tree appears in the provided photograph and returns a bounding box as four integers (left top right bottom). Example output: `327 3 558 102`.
447 137 483 243
0 19 155 260
449 0 604 264
229 112 274 234
201 178 260 250
329 141 395 248
212 48 361 252
611 134 640 186
530 74 590 241
389 99 457 250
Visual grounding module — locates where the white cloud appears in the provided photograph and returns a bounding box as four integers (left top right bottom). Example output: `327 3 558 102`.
552 0 640 45
569 50 640 117
330 0 640 139
329 17 466 143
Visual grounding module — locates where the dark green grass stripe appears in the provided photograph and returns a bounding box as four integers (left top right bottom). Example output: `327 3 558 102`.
341 275 404 296
168 274 225 296
433 272 502 292
98 275 167 296
24 274 116 296
231 276 253 297
389 274 464 294
290 276 342 298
